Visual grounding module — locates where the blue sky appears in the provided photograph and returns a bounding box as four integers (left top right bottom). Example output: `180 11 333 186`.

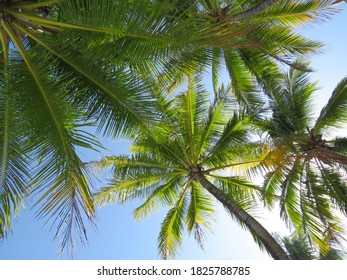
0 4 347 260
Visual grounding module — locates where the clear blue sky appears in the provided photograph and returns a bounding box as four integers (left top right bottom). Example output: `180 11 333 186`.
1 4 347 260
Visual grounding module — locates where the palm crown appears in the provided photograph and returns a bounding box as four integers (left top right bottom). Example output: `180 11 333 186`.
94 75 289 259
257 68 347 252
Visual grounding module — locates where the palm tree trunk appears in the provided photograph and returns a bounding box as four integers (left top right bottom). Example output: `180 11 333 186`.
195 173 290 260
229 0 280 21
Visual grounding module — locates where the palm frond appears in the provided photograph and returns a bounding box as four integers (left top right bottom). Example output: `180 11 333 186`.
17 28 157 139
210 175 264 199
331 137 347 155
93 154 184 206
134 176 183 221
203 113 249 167
211 47 223 94
265 67 316 136
256 0 339 26
197 84 235 158
319 167 347 215
175 75 210 163
158 185 189 259
0 61 30 239
4 40 98 256
314 77 347 133
224 49 263 112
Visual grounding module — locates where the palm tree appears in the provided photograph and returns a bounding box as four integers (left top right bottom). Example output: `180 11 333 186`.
279 233 345 260
0 0 216 251
0 0 342 253
255 67 347 254
93 75 289 259
148 0 341 116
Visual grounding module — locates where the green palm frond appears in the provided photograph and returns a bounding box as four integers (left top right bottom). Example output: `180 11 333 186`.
3 43 99 255
211 47 223 94
264 67 316 137
197 84 235 158
235 48 281 88
93 154 184 206
223 49 263 112
134 176 183 221
210 175 264 200
158 185 189 259
298 162 343 250
202 113 249 167
319 167 347 215
314 77 347 133
281 234 316 260
256 0 339 26
174 76 211 163
331 137 347 154
21 29 156 139
0 61 30 239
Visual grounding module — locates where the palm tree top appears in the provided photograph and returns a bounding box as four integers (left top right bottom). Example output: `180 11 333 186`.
0 0 59 61
93 75 290 259
256 68 347 254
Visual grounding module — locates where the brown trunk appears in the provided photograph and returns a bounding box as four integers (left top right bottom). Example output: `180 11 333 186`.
229 0 280 21
195 173 290 260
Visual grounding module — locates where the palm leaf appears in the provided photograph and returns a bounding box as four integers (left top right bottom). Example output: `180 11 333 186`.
203 113 249 167
224 49 262 111
158 185 189 259
16 27 156 139
314 77 347 133
134 175 183 221
197 84 235 158
257 0 339 26
0 59 30 239
4 35 98 255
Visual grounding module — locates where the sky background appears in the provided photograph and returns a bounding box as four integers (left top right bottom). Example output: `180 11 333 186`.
0 3 347 260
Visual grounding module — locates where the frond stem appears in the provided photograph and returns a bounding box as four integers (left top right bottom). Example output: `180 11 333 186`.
5 9 173 42
12 0 59 9
204 159 265 174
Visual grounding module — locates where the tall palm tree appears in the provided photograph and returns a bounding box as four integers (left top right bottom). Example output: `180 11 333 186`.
255 67 347 253
93 75 289 259
0 0 342 253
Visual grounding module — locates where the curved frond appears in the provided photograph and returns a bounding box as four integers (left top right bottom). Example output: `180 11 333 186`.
197 84 235 158
134 175 183 221
0 61 30 239
314 77 347 133
256 0 339 26
224 49 263 111
158 185 189 259
263 67 316 138
203 113 249 167
4 41 98 256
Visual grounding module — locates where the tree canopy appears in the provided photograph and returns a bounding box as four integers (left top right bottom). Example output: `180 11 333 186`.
0 0 346 258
